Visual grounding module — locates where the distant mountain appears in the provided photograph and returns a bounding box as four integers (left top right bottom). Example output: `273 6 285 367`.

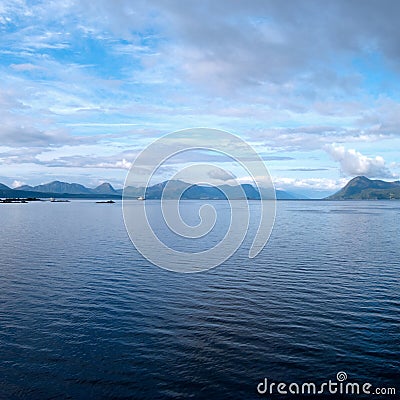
92 182 118 195
15 181 92 195
14 180 119 197
124 180 302 200
1 179 307 200
124 180 226 200
219 183 261 199
327 176 400 200
0 183 18 199
275 190 298 200
2 180 121 200
122 186 142 198
16 185 34 191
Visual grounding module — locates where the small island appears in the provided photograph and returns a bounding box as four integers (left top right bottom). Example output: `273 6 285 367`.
50 198 70 203
0 198 42 204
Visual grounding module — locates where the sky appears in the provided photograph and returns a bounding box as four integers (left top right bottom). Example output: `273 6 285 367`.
1 0 400 198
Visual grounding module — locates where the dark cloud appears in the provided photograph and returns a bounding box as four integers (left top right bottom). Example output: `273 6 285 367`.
0 148 44 164
160 0 400 89
0 124 72 147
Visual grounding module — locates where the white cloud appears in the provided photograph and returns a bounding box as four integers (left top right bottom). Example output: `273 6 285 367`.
84 158 133 170
11 180 25 188
274 176 348 191
115 159 133 169
10 63 41 71
325 144 395 178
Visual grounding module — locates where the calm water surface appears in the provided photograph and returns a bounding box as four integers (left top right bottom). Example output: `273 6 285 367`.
0 201 399 399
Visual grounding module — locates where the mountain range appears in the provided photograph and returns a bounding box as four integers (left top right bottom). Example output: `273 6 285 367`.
2 176 398 200
0 181 121 200
123 180 299 200
327 176 400 200
0 180 302 200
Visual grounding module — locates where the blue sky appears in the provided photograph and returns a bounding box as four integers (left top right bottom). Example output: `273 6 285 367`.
1 0 400 197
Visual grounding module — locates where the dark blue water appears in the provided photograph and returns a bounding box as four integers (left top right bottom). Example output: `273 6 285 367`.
0 201 399 399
